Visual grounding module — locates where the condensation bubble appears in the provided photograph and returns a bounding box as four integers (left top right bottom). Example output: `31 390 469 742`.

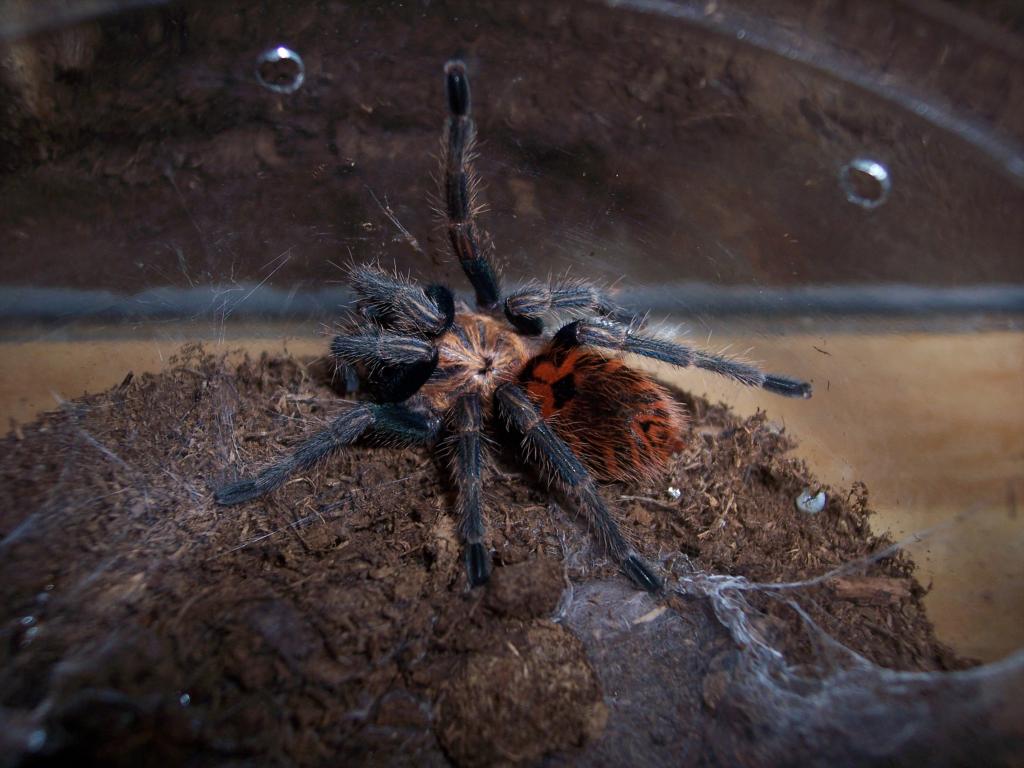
796 488 827 514
666 486 682 500
179 692 191 707
255 45 305 94
27 729 46 752
839 157 891 209
19 615 36 627
23 626 40 644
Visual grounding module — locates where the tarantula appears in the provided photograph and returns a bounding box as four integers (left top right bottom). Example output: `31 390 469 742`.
215 60 812 592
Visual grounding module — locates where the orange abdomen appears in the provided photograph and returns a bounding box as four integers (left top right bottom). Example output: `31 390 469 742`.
520 349 686 483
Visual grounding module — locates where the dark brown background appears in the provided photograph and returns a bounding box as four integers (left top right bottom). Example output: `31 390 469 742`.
1 0 1022 317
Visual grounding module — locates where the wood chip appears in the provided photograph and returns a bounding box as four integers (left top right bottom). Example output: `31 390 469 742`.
632 606 667 625
829 577 913 605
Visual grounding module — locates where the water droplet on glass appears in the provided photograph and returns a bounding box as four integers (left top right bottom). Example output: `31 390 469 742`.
839 157 891 209
796 488 827 514
24 626 40 643
179 692 191 707
256 45 305 94
27 729 46 752
666 486 682 500
36 591 50 604
20 615 36 627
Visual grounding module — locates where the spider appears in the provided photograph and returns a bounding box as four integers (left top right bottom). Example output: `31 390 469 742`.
215 60 812 592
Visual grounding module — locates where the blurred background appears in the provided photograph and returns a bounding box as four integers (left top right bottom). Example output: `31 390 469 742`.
1 0 1021 662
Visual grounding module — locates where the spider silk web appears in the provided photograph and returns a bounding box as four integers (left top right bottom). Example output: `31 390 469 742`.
549 505 1024 767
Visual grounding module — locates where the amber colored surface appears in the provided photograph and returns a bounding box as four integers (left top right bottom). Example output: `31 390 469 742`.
2 326 1022 661
658 329 1024 662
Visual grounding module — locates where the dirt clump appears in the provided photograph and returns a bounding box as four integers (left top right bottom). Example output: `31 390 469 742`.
437 623 606 768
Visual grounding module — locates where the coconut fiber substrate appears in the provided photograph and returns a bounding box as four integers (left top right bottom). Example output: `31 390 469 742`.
3 347 1008 768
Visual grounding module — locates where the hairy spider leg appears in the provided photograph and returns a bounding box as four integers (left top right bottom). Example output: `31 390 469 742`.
348 263 455 338
214 403 439 505
496 383 663 593
330 330 437 368
449 393 490 585
442 60 501 309
504 278 638 336
331 330 440 403
342 265 458 401
555 319 813 398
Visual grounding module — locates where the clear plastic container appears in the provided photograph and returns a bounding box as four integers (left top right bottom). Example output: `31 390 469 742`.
1 1 1021 764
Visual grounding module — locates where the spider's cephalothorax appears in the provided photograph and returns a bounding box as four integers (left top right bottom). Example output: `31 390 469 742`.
426 313 531 410
215 60 812 592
